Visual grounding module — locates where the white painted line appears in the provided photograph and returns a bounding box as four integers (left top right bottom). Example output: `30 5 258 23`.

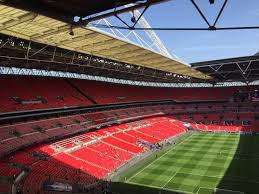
127 180 190 194
196 187 201 194
162 171 177 188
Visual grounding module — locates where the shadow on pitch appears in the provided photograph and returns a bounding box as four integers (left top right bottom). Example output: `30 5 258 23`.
216 133 259 194
112 181 182 194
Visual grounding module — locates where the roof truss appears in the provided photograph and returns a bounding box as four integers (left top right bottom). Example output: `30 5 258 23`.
192 56 259 82
0 4 209 80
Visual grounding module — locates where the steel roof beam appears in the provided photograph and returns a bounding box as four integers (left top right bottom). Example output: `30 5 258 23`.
77 0 168 26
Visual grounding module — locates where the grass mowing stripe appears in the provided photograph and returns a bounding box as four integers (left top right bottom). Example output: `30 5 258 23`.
127 133 194 182
173 147 237 154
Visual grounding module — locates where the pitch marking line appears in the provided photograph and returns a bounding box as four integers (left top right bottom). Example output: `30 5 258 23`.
196 187 201 194
169 171 259 185
162 171 177 188
167 171 259 185
129 163 259 193
213 187 245 194
127 180 191 194
126 133 193 182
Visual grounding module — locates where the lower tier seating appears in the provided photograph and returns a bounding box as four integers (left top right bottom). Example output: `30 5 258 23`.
0 108 160 157
0 162 21 178
102 136 144 154
87 142 133 161
0 181 11 193
0 116 186 193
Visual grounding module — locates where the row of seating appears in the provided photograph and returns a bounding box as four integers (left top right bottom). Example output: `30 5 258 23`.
0 162 21 177
102 136 144 154
88 142 133 161
176 113 259 132
190 123 259 132
0 181 11 193
1 75 258 113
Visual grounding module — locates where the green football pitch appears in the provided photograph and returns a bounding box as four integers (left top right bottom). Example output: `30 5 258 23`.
112 132 259 194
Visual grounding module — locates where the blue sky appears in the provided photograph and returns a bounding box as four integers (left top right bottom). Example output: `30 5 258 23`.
103 0 259 63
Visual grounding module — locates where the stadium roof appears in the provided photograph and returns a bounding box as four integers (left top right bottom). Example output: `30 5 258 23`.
192 55 259 82
0 4 210 80
0 0 142 23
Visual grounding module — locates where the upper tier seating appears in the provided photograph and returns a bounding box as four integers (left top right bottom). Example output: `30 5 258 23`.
0 75 258 113
72 79 259 104
0 76 92 113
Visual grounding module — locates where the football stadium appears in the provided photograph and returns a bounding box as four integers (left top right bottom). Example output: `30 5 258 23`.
0 1 259 194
